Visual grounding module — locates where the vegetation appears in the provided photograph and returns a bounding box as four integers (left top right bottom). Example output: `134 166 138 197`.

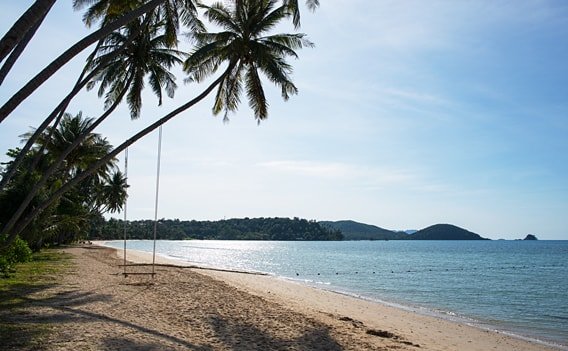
0 236 32 277
0 249 72 348
91 216 343 241
0 113 127 256
1 0 318 252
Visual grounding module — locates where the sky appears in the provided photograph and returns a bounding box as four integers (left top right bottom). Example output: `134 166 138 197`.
1 1 567 240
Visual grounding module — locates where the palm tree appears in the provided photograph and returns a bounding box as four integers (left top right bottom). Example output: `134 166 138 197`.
95 170 128 214
2 0 313 248
74 0 204 45
0 16 183 247
1 112 125 249
0 0 166 124
184 0 314 121
0 0 193 190
0 10 160 192
31 112 116 179
85 17 185 119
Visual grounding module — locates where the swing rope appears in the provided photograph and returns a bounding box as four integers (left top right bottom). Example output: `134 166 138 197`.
152 125 163 275
123 147 129 275
121 126 162 278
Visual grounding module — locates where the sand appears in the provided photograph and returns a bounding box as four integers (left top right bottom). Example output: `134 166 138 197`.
8 244 563 350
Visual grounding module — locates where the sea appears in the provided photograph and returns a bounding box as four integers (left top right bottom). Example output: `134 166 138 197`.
103 239 568 349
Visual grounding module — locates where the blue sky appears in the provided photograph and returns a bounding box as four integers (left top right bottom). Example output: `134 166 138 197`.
1 1 567 239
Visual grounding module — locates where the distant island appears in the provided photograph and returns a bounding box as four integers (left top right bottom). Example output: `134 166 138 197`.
320 220 489 240
91 217 490 241
523 234 538 240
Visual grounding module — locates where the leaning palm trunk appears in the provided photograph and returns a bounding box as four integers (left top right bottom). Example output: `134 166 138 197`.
0 76 132 246
1 62 235 249
0 0 56 64
0 67 99 192
0 4 51 85
0 0 165 124
0 24 145 192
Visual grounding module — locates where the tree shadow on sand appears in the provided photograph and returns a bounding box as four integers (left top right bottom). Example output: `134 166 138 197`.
2 285 212 351
209 315 344 351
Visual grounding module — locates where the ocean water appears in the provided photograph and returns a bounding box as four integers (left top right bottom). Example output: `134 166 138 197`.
104 240 568 348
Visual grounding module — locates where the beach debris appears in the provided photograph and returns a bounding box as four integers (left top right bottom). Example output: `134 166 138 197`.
338 316 365 328
366 329 421 348
366 329 395 338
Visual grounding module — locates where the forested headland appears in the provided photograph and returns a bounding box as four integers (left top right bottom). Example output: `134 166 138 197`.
91 217 344 241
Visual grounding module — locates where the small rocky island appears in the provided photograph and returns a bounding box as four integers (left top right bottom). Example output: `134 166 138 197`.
523 234 538 240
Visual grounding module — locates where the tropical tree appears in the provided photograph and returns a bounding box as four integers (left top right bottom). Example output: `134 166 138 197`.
1 0 313 248
85 16 185 119
0 14 186 240
0 0 168 123
184 0 314 121
0 1 187 191
0 0 318 191
0 112 127 250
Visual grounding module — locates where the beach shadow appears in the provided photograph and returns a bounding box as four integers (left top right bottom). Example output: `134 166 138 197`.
2 283 211 351
0 282 60 350
34 291 212 350
101 336 213 351
209 315 343 351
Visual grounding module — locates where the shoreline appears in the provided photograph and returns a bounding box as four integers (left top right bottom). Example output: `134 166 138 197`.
95 241 566 351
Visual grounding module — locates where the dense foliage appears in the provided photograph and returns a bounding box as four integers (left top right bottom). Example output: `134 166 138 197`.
0 113 128 253
91 217 343 241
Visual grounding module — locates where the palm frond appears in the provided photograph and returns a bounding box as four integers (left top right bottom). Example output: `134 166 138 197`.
245 64 268 120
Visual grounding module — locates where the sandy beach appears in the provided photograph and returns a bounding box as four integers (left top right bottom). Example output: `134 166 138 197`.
7 244 562 350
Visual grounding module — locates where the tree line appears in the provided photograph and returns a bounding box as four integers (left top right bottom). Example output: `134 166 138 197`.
90 217 343 241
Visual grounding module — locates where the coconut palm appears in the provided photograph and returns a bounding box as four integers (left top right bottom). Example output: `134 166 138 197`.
2 0 312 248
73 0 203 47
184 0 314 121
0 0 166 124
1 112 126 249
96 170 128 214
85 17 185 119
0 16 184 238
0 10 172 192
31 112 116 179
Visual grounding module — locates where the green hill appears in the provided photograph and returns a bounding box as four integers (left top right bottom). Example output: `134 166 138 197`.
319 220 407 240
410 224 488 240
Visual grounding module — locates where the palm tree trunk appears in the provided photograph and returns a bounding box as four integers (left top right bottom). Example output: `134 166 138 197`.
0 75 134 246
1 62 235 249
0 26 143 192
0 0 56 64
0 0 165 124
0 4 51 85
0 65 99 192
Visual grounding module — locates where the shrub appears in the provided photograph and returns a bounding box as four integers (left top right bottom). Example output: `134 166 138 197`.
0 236 33 277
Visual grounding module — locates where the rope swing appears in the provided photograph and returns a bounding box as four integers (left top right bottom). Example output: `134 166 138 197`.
151 125 163 275
121 126 163 278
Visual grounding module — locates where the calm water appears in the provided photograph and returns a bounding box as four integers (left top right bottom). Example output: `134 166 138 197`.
104 240 568 348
